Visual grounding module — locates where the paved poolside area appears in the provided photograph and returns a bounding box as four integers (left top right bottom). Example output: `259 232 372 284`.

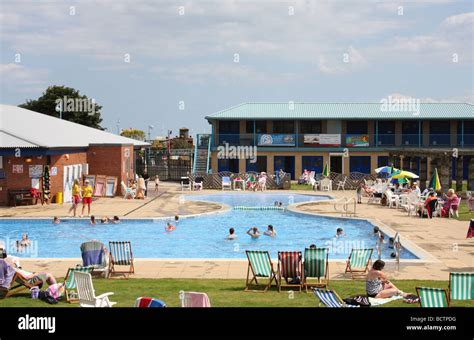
2 184 472 281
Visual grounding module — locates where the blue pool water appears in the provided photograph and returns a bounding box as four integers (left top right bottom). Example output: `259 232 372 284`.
0 193 418 259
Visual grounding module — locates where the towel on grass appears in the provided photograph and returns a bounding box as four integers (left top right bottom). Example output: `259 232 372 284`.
368 295 403 306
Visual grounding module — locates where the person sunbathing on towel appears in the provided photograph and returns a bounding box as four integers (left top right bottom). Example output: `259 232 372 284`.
14 268 57 287
366 260 408 298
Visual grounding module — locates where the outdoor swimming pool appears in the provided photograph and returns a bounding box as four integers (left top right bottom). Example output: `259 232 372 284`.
0 193 418 259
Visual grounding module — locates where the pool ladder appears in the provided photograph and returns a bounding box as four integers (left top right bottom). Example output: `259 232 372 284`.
333 197 357 217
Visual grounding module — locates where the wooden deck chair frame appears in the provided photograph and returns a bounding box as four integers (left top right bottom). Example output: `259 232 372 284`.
64 266 94 303
105 176 118 197
416 287 450 308
93 175 107 197
313 288 347 308
108 241 134 278
244 251 278 293
277 251 302 292
344 248 373 279
449 272 473 301
302 248 329 292
2 272 44 298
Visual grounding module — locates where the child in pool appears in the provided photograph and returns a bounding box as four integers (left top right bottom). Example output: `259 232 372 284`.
335 227 346 238
165 222 176 232
227 228 237 240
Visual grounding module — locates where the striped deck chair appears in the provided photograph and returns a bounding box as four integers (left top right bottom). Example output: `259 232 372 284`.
64 266 94 303
416 287 450 307
108 241 134 278
245 250 277 292
277 251 302 292
449 272 473 301
302 247 329 292
135 297 167 308
312 288 358 308
345 248 373 279
80 240 108 277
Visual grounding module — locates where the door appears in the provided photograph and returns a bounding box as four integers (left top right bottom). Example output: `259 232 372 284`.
330 155 343 174
274 156 295 179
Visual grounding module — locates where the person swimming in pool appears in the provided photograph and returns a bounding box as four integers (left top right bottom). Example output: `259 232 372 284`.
165 222 176 232
227 228 237 240
52 217 60 225
247 227 260 239
90 215 96 225
108 216 120 224
100 217 109 224
335 227 346 238
264 225 276 237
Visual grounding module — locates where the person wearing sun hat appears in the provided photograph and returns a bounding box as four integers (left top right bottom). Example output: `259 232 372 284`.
81 179 93 217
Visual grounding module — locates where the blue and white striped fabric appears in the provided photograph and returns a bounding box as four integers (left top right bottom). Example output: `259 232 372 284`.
313 288 359 308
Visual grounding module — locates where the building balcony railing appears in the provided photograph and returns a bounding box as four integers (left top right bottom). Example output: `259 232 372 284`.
212 133 474 148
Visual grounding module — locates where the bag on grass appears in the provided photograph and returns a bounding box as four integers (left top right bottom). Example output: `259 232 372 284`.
343 295 371 307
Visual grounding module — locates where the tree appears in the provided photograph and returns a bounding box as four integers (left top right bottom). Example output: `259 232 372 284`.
19 85 103 129
120 128 145 141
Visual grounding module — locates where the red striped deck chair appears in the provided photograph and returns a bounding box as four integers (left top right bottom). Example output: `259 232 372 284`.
108 241 134 278
244 250 278 292
277 251 302 292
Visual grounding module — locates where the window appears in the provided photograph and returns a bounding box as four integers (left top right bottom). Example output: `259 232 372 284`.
346 121 368 134
377 121 395 145
0 156 4 179
246 156 267 173
218 120 239 133
350 156 371 174
247 121 267 134
273 120 294 134
302 156 323 173
429 120 450 146
377 156 389 168
300 121 322 134
402 121 419 146
458 120 474 146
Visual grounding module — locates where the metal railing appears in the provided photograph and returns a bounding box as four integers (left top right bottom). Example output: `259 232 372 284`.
211 133 474 148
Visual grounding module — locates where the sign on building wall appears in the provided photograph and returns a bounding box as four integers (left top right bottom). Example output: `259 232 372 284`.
304 134 341 146
258 134 295 146
28 165 43 178
50 167 57 176
346 135 370 147
12 164 23 174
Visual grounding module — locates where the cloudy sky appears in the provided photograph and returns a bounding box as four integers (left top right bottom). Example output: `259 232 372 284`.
1 0 472 137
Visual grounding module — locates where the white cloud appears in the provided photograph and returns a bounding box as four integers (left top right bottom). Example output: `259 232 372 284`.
0 63 49 94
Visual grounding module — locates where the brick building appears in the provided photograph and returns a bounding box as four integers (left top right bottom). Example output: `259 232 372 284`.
0 105 149 206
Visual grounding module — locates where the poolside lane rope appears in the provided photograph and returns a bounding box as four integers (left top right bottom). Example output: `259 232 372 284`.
233 206 285 211
123 190 168 216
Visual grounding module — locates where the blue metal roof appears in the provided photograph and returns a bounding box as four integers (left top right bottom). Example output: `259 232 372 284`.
205 102 473 120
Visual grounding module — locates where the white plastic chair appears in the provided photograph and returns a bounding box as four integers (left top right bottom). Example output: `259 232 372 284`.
73 271 116 307
121 181 136 199
336 177 347 191
320 178 332 191
221 176 232 190
181 177 191 191
449 198 461 218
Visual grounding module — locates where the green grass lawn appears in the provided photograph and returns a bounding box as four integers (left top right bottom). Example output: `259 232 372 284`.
1 278 473 307
290 183 313 191
456 203 473 221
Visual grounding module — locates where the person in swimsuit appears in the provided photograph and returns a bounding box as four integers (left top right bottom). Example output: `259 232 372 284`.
366 260 408 298
247 227 260 239
165 222 176 232
264 225 276 237
227 228 237 240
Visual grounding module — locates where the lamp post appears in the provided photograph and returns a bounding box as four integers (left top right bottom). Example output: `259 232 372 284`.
148 125 154 141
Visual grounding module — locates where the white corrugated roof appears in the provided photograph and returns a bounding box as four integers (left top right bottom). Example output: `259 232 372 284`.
0 130 39 148
0 104 149 148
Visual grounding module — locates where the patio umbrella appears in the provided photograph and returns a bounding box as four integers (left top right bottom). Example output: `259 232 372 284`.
390 170 419 179
322 162 329 177
429 168 441 191
375 166 393 174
